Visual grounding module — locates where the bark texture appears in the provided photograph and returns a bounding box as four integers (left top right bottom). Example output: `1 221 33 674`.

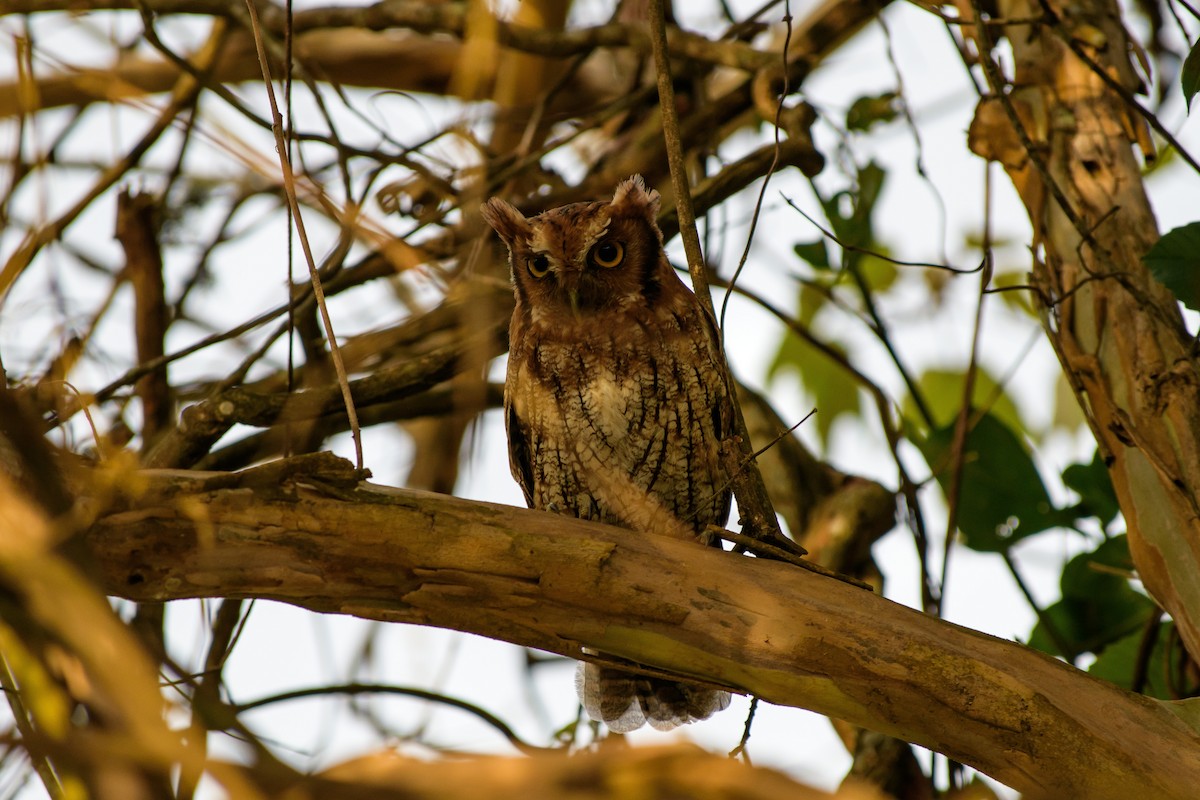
77 456 1200 800
964 0 1200 658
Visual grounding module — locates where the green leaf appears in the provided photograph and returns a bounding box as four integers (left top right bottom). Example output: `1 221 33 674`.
1143 222 1200 311
857 251 899 293
915 411 1065 551
1062 450 1120 528
818 162 886 256
768 331 860 448
1089 621 1173 700
854 162 886 229
793 240 831 270
796 282 826 326
1028 535 1154 660
846 92 899 132
991 269 1036 317
1183 41 1200 112
903 368 1026 438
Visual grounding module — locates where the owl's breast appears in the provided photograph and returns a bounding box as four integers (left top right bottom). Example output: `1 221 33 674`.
579 370 642 443
507 336 648 447
505 303 731 534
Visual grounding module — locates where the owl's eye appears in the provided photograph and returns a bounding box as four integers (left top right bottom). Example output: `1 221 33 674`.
528 254 551 278
591 240 625 269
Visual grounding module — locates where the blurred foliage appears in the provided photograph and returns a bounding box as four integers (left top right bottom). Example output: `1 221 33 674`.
1144 221 1200 312
1183 40 1200 111
916 411 1074 552
902 367 1024 438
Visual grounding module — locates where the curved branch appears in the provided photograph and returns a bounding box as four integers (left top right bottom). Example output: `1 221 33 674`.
83 459 1200 799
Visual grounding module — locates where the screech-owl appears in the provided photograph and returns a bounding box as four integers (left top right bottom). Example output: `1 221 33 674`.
481 175 732 732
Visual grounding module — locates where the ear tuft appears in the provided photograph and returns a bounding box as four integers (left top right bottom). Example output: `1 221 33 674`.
610 175 660 223
480 197 531 246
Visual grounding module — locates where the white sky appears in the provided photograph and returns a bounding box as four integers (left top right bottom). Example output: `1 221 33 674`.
2 0 1198 797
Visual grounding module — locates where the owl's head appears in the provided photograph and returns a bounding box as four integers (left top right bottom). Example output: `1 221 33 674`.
481 175 667 318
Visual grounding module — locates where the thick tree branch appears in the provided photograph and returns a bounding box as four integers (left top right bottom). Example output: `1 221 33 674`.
81 457 1200 800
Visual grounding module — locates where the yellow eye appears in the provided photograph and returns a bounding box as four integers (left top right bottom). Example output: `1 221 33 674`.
528 254 551 278
591 240 624 268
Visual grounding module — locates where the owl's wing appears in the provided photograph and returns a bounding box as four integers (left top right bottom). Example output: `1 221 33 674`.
698 304 736 528
505 401 536 508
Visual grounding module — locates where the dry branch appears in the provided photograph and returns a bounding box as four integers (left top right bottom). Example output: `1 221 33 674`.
79 456 1200 800
0 2 769 119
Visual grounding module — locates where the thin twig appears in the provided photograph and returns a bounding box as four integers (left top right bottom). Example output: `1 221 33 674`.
234 683 553 754
967 0 1104 258
0 653 66 800
709 527 874 590
647 0 791 550
0 17 222 303
941 161 995 600
781 193 982 275
720 0 792 331
1002 550 1076 660
244 0 363 469
728 696 758 762
1036 0 1200 175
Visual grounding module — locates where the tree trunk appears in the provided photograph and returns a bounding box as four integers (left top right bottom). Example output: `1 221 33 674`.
964 0 1200 658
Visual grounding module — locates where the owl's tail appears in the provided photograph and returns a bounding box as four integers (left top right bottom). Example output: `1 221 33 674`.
576 661 731 732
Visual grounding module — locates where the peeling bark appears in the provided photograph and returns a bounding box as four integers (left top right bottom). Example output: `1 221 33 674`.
963 0 1200 659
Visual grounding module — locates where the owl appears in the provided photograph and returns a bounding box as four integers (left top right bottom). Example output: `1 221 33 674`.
480 175 732 732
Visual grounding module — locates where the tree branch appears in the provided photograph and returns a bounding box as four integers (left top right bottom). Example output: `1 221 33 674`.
314 743 883 799
80 457 1200 800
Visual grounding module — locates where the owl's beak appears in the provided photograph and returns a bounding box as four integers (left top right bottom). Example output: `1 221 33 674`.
567 288 580 317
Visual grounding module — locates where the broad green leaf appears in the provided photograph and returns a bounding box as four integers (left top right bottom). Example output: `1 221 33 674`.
916 411 1066 551
903 368 1025 439
1184 41 1200 112
796 282 826 326
1062 450 1120 528
1141 141 1177 177
846 92 900 131
962 230 1016 251
1143 222 1200 311
855 162 886 222
1028 535 1154 660
1089 621 1174 700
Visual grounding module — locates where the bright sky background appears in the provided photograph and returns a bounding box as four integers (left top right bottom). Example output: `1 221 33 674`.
2 0 1198 797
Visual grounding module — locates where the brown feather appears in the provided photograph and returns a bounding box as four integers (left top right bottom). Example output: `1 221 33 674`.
482 175 732 731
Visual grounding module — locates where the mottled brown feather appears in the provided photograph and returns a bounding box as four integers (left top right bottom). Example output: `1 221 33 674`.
482 175 732 731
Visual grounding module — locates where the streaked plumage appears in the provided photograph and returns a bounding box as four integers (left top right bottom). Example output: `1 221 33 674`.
481 175 731 732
